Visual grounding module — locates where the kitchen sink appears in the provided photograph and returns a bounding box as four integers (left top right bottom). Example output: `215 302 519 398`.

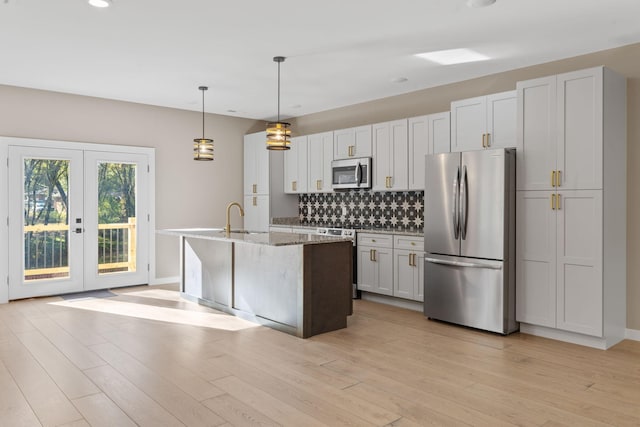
218 229 266 235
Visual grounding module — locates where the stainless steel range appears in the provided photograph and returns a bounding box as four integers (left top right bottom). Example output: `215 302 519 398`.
314 227 359 298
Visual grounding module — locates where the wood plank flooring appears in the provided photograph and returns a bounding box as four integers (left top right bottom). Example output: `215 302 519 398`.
0 284 639 426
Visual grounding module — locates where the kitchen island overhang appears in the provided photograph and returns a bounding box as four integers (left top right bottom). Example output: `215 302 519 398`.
159 229 353 338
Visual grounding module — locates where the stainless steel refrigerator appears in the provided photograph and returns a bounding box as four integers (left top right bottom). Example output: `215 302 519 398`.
424 148 518 334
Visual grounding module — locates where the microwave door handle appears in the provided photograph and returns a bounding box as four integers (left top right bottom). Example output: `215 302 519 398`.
452 166 459 240
355 162 362 187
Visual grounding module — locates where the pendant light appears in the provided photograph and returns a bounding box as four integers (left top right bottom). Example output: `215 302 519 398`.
193 86 214 161
266 56 291 150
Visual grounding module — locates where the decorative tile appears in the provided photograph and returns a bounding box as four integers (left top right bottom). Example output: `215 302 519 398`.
299 190 424 232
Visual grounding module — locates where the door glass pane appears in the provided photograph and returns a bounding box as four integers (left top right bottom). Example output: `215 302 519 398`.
97 162 136 275
23 159 70 281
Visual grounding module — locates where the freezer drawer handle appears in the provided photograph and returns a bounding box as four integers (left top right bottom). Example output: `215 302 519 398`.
424 257 502 270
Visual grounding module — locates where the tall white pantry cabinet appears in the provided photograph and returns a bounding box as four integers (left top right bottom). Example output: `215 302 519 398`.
243 132 298 232
515 66 627 349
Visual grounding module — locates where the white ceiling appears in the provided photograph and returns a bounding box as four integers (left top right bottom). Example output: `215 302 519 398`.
2 0 640 121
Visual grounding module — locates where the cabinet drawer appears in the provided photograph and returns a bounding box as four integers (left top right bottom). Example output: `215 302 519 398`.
357 233 393 248
393 235 424 250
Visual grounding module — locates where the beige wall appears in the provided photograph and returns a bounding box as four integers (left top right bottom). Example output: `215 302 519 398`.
0 85 260 279
292 42 640 331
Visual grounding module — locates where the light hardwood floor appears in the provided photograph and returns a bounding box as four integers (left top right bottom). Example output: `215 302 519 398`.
0 284 639 427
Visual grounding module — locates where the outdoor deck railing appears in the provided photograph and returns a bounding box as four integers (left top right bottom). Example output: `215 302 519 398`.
23 217 136 280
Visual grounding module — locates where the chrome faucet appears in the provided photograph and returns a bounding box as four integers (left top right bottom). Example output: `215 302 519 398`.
225 202 245 234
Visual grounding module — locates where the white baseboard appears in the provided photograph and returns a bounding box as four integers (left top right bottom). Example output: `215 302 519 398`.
625 328 640 341
150 276 180 286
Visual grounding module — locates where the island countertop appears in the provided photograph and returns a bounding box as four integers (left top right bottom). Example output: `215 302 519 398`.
158 228 352 246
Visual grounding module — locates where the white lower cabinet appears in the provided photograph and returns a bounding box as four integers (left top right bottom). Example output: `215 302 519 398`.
358 233 424 302
393 235 425 302
243 195 269 232
516 190 604 337
357 233 393 296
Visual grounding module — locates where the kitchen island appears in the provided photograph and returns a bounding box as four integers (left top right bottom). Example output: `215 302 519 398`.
159 228 353 338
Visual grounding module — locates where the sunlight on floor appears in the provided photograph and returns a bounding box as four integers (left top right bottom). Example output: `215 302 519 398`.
49 289 260 332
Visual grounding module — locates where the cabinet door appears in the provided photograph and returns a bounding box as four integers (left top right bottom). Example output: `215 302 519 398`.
556 190 603 337
334 125 371 159
373 120 408 191
375 247 394 296
451 96 486 152
244 132 266 195
394 249 423 301
557 68 603 190
284 136 307 194
256 135 270 195
515 191 557 328
334 128 354 159
414 252 425 302
372 122 391 191
516 76 557 191
431 112 451 154
408 115 429 190
357 246 376 292
394 249 414 299
353 125 373 157
243 195 269 232
307 131 333 192
486 91 517 149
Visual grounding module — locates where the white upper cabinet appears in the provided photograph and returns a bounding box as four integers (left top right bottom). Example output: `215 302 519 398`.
307 131 334 193
408 112 450 190
244 131 270 195
451 90 516 152
516 76 557 191
517 68 605 191
557 68 604 191
284 136 308 194
334 125 372 159
372 119 408 191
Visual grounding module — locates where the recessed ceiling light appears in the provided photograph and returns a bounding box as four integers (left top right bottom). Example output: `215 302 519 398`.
88 0 111 8
227 109 237 113
467 0 496 7
415 48 490 65
290 104 302 109
391 77 408 84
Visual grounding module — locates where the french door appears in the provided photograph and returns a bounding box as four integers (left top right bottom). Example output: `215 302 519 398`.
8 146 149 299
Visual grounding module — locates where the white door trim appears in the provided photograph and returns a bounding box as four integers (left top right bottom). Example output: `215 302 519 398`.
0 136 156 304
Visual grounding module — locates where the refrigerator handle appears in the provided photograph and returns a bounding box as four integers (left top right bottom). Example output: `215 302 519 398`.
453 166 460 240
424 257 502 270
460 165 468 240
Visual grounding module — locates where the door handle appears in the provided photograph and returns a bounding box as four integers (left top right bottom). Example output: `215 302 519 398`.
556 170 561 187
485 133 490 147
317 180 321 191
252 184 257 194
253 196 257 206
551 170 556 187
453 166 460 240
551 194 556 210
460 165 468 240
556 194 561 210
370 249 377 262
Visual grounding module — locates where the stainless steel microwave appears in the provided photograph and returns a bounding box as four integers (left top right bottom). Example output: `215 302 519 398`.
331 157 372 190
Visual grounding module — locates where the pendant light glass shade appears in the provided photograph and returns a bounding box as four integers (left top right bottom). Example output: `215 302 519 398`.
266 56 291 150
194 86 214 161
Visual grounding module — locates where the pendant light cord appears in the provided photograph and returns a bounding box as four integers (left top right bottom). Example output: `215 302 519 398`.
201 88 205 139
277 60 281 122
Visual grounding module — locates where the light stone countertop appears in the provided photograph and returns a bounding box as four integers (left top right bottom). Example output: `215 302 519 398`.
269 223 424 238
157 228 353 247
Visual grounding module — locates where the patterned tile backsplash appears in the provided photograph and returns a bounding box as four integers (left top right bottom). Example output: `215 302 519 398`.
299 190 424 232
